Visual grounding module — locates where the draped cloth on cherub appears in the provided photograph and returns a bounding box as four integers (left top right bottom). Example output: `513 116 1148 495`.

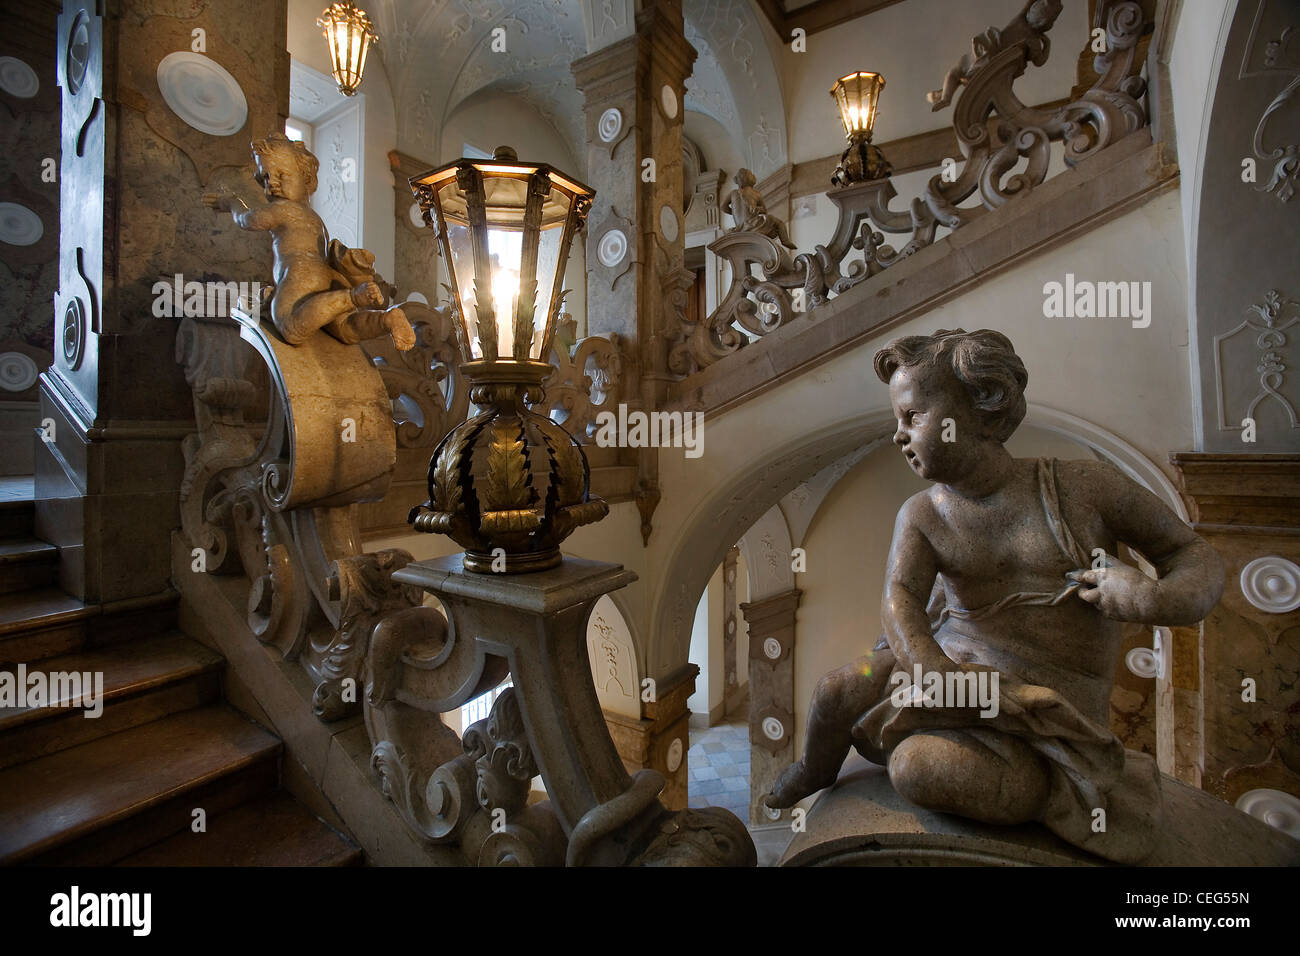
852 458 1163 864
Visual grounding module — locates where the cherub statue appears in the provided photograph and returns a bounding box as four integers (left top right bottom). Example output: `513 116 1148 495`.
766 329 1225 864
204 131 416 351
721 168 795 249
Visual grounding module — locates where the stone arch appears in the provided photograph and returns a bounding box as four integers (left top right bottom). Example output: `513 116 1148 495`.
646 404 1188 680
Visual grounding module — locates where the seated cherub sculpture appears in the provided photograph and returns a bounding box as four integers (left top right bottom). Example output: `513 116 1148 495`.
766 329 1225 864
204 131 415 352
722 168 795 249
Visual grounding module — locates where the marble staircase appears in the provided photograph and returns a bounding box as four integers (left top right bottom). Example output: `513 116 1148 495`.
0 493 362 866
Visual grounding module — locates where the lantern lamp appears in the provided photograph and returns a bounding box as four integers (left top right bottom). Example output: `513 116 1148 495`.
318 2 377 97
830 71 892 187
406 147 605 573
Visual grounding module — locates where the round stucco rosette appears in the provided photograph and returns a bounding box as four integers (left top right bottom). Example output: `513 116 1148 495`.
156 51 249 136
1240 556 1300 614
0 203 43 247
0 56 39 98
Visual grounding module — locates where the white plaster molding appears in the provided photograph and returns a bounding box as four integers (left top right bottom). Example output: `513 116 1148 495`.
738 505 794 602
598 107 623 142
761 716 784 741
779 442 882 548
0 352 39 392
0 56 39 98
1240 556 1300 613
597 228 627 267
156 52 248 136
1125 627 1167 679
1236 788 1300 837
0 202 44 247
586 593 641 718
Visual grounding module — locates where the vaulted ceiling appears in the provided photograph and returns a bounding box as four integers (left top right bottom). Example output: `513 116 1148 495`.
368 0 788 180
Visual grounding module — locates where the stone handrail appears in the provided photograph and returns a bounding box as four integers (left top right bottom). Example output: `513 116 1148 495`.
670 0 1152 375
174 304 749 866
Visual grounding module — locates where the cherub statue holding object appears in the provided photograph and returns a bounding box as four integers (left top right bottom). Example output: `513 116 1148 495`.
765 329 1225 864
722 168 795 249
204 131 416 352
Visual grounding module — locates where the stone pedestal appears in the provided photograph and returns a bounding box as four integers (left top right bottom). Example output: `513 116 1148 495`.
742 588 801 825
37 0 288 602
1169 453 1300 804
782 755 1299 866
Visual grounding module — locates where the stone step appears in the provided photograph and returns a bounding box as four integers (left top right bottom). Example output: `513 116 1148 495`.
0 498 34 539
0 587 178 663
0 537 59 594
0 705 280 865
118 790 362 867
0 633 224 770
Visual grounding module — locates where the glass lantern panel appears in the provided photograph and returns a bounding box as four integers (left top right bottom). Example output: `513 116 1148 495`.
437 179 483 359
487 226 523 358
531 188 573 358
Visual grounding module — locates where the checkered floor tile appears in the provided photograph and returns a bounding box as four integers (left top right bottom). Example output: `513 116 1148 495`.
687 720 750 818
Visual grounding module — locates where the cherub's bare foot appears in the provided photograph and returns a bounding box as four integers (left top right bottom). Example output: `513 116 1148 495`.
765 760 839 810
351 281 385 309
386 310 416 351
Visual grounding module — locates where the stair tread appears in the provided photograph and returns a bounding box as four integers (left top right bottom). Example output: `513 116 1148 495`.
0 633 223 731
119 791 361 867
0 539 57 563
0 706 280 863
0 588 89 635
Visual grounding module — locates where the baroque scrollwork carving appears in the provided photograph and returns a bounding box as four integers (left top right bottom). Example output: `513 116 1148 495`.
365 300 469 449
1241 4 1300 203
177 303 423 722
675 0 1152 374
540 316 625 442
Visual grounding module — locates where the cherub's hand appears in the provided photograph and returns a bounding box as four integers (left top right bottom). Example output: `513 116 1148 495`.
202 190 231 212
1067 559 1159 622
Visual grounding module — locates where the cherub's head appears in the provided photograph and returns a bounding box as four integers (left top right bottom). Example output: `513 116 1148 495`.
873 328 1027 481
735 168 757 189
251 132 319 202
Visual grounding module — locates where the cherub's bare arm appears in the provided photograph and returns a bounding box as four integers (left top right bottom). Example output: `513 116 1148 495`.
202 190 276 232
881 496 947 671
1067 462 1224 625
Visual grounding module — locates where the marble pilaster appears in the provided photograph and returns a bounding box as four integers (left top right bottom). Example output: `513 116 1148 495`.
742 587 801 826
37 0 289 602
1169 453 1300 804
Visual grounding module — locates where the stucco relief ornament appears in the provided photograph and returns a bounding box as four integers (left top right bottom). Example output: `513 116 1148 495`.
204 131 416 352
1249 23 1300 202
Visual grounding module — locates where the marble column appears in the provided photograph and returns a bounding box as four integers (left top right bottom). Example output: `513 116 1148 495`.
0 1 60 476
604 663 697 810
572 0 696 547
1168 453 1300 805
742 587 801 825
722 545 742 716
38 0 288 602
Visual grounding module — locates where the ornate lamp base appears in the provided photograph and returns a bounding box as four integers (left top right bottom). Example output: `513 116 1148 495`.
409 359 607 573
831 131 892 187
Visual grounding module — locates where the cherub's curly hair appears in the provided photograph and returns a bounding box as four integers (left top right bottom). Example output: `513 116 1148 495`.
873 328 1028 441
251 131 319 194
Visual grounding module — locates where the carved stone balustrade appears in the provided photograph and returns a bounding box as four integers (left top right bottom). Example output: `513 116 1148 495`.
673 0 1153 374
178 308 424 721
365 554 757 866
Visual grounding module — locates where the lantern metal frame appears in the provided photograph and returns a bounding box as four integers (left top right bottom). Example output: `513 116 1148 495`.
405 147 604 574
409 147 595 367
830 71 892 187
317 1 377 97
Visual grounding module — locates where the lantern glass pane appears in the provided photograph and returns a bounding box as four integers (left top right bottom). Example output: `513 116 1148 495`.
532 188 573 357
488 226 522 358
437 179 484 359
